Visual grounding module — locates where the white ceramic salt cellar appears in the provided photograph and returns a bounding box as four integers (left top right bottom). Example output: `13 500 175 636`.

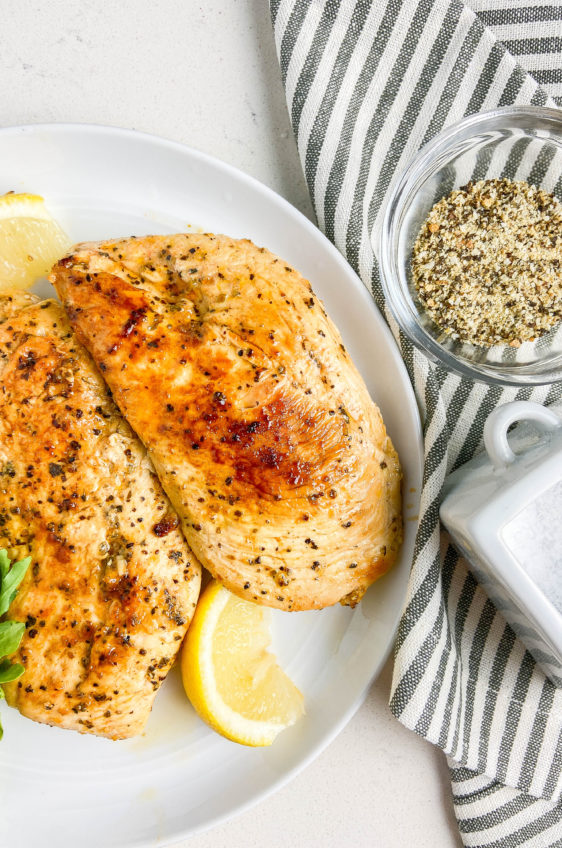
440 401 562 686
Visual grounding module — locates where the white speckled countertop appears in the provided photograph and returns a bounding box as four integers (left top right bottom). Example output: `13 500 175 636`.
0 1 462 845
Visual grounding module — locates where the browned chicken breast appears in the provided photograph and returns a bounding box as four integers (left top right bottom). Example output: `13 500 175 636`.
0 291 201 739
52 233 402 611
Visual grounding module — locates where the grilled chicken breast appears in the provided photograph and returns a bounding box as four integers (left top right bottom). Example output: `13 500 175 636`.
0 291 200 739
52 233 402 611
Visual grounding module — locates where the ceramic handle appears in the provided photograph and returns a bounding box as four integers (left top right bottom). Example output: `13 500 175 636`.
483 401 561 469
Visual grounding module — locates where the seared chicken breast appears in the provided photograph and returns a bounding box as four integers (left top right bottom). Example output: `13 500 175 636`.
0 291 200 739
52 234 402 611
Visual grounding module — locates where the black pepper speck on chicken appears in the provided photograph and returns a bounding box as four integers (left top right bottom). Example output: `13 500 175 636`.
52 233 402 611
0 291 201 739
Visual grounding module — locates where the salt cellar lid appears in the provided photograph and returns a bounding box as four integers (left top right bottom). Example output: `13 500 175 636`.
440 401 562 686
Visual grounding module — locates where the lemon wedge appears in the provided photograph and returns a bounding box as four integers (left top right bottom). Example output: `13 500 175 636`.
181 580 304 746
0 192 70 290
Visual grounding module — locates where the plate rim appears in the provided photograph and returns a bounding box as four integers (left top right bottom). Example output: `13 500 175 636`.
0 122 424 847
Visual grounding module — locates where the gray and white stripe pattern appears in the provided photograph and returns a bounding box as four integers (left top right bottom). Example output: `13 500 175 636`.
270 1 562 845
468 0 562 105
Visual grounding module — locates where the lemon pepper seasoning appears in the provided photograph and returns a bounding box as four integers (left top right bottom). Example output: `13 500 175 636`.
412 178 562 347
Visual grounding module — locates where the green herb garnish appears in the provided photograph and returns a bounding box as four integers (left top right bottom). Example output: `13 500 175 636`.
0 549 31 740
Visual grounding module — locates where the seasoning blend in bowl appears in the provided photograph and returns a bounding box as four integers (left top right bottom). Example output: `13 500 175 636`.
412 178 562 348
378 106 562 385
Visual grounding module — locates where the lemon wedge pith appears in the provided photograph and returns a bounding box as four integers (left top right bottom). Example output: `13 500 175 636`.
0 192 70 290
181 580 304 746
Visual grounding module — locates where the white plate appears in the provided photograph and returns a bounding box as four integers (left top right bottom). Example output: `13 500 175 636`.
0 124 422 848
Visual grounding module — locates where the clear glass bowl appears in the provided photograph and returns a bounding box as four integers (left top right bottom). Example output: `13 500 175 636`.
377 106 562 385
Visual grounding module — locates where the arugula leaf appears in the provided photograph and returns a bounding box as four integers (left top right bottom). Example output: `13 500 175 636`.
0 658 25 683
0 549 31 740
0 549 10 582
0 554 31 617
0 620 26 657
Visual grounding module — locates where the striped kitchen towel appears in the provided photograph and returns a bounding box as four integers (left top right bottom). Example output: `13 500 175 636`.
269 2 562 846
